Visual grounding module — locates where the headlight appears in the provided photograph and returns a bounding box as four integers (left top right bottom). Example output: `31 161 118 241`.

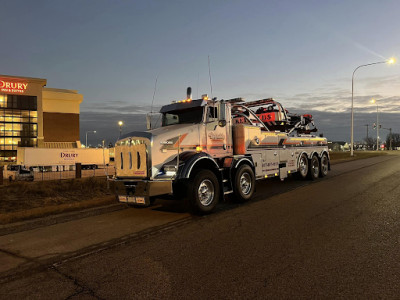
163 165 177 176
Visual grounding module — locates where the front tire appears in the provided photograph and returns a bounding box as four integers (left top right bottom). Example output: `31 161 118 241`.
187 170 219 215
232 164 255 202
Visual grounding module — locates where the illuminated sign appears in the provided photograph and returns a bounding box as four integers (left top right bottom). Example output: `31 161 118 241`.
0 80 28 94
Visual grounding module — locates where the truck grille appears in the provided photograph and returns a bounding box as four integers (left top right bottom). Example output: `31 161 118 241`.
116 140 148 178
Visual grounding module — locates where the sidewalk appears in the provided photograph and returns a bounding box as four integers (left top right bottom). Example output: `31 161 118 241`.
0 203 190 277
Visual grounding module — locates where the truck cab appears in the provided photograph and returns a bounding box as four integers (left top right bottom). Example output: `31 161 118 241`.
114 95 233 209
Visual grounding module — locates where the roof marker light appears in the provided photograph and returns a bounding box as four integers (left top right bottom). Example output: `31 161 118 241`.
202 94 209 100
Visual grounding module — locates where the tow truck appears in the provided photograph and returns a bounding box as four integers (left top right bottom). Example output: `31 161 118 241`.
113 88 330 214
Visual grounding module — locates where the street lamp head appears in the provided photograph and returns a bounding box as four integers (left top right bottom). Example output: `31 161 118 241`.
370 98 376 104
387 57 396 65
118 121 123 127
94 131 97 134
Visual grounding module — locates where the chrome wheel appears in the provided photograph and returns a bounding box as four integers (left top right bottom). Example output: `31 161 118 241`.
198 179 215 206
310 155 320 180
240 172 252 195
189 170 219 214
299 155 308 178
320 154 329 177
232 164 255 202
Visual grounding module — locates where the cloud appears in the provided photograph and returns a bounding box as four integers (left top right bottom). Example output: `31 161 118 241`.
80 106 400 148
79 74 400 145
81 101 161 114
280 75 400 114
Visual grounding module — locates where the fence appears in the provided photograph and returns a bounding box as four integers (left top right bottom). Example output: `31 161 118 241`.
1 164 115 185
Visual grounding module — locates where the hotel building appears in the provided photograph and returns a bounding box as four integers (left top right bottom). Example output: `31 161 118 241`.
0 74 83 163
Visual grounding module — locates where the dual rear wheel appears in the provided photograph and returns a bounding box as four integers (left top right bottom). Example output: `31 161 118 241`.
298 153 329 180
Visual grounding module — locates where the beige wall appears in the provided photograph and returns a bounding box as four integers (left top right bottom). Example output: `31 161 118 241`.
42 88 83 114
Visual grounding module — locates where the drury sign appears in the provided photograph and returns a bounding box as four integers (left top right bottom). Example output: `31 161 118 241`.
61 152 78 158
0 80 28 93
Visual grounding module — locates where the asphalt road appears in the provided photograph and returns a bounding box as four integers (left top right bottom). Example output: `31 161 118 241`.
1 154 400 299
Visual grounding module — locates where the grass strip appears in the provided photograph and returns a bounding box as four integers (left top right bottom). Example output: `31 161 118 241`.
329 150 389 164
0 177 116 224
0 196 114 225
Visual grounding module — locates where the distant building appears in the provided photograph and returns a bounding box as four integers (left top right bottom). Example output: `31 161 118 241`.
0 74 83 163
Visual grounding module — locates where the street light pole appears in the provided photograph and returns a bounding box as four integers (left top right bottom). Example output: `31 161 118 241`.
376 103 379 151
85 130 97 148
351 62 384 156
351 58 395 156
118 121 123 139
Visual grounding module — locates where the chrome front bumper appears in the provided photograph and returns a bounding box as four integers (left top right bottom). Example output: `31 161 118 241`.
113 179 173 206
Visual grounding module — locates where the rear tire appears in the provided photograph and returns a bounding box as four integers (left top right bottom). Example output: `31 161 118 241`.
320 153 329 177
187 170 219 215
298 154 309 179
232 164 255 202
309 155 320 180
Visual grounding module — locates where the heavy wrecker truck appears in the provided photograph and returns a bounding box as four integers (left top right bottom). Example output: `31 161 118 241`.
113 88 330 214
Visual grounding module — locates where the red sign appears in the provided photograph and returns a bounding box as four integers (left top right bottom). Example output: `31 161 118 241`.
0 80 28 94
257 112 276 122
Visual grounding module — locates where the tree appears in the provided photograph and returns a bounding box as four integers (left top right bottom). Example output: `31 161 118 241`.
386 133 400 150
364 137 376 150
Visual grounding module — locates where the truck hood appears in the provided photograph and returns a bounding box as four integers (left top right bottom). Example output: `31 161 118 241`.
150 123 198 139
120 123 201 177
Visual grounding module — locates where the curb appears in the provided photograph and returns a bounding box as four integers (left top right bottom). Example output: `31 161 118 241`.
0 203 127 236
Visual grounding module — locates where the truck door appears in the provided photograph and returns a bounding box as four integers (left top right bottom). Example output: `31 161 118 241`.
205 103 232 158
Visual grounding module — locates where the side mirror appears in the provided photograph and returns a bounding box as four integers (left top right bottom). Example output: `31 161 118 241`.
218 120 227 127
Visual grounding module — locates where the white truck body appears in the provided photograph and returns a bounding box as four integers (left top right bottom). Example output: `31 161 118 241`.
16 147 110 167
113 94 330 214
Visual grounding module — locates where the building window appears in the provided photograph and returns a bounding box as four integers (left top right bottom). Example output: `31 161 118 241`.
0 94 38 162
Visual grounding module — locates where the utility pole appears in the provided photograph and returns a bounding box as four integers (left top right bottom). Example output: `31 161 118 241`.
382 127 393 150
363 124 369 149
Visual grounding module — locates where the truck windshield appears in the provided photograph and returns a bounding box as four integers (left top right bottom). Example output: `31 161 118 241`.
162 106 204 126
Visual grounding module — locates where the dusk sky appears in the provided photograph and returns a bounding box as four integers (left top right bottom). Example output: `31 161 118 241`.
1 0 400 145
